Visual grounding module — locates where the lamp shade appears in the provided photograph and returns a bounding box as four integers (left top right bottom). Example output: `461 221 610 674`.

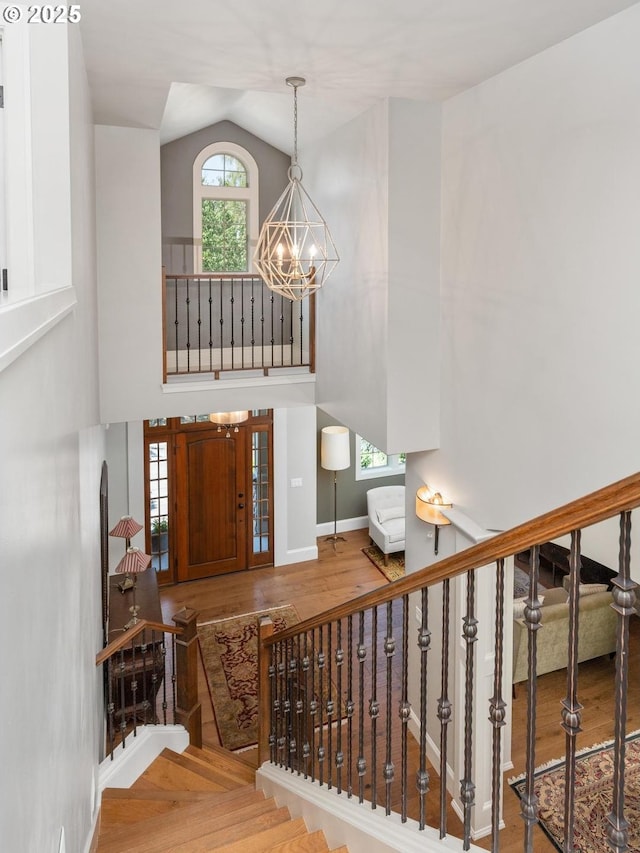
321 426 350 471
415 485 452 526
115 546 152 574
209 411 249 426
109 515 143 539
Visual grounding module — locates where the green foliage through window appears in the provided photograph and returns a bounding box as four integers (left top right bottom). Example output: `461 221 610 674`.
202 199 248 272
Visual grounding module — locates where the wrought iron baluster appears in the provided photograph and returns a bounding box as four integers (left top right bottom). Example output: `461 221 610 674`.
280 293 285 367
299 300 304 366
370 606 379 809
439 578 451 838
208 277 213 372
400 594 410 823
317 624 326 786
268 644 277 764
302 630 310 778
106 658 115 758
219 277 224 370
607 510 636 853
159 632 167 725
185 278 191 372
171 634 177 723
296 633 303 775
461 569 478 851
289 294 294 366
327 621 334 790
196 278 202 371
490 559 507 851
173 277 179 374
384 600 395 816
357 611 367 803
310 628 317 782
230 278 235 369
418 586 430 830
250 278 256 368
140 639 149 726
129 639 138 735
260 285 265 370
118 648 127 744
522 544 542 851
277 640 286 767
347 613 354 798
286 638 295 772
240 277 246 368
335 619 344 794
270 292 275 369
562 530 583 853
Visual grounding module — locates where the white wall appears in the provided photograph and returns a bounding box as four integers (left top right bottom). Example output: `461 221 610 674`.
306 98 441 456
95 126 316 425
411 4 640 539
0 25 104 853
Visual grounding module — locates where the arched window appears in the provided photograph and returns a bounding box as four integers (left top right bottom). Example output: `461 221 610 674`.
193 142 259 273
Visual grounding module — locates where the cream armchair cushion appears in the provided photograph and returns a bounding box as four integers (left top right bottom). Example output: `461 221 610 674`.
367 485 406 565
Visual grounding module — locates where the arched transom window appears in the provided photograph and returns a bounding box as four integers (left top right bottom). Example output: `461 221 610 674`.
193 141 259 273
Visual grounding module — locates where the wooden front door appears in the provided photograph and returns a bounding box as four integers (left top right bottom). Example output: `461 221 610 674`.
144 413 274 584
175 430 247 581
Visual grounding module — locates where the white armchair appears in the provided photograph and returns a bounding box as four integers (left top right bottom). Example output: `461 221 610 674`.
367 486 406 565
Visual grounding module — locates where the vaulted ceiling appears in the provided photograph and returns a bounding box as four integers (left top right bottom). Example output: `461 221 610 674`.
79 0 638 151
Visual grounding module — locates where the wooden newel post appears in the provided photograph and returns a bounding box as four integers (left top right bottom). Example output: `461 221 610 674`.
172 607 202 748
258 616 274 766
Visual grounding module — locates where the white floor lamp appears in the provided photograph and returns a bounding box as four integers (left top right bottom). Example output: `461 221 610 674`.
321 425 351 548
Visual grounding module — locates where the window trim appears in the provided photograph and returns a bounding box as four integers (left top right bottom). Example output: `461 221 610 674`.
192 141 259 274
354 434 406 481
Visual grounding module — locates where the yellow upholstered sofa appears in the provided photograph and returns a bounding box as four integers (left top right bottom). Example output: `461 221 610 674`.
512 585 617 684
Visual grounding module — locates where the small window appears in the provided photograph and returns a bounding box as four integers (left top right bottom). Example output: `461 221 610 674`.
355 435 406 481
201 154 247 187
193 142 259 274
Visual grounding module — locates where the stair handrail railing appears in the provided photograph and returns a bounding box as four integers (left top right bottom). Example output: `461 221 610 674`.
97 608 202 756
262 472 640 644
258 471 640 852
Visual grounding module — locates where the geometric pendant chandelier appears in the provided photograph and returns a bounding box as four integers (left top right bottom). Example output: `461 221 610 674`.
254 77 339 302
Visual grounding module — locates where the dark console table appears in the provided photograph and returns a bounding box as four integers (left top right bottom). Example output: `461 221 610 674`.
518 542 616 588
106 569 164 725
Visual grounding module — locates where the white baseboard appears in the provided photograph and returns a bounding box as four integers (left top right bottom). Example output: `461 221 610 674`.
316 516 368 537
97 725 189 792
257 762 483 852
277 545 319 566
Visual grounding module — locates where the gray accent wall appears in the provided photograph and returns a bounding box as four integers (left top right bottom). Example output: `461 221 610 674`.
316 408 405 525
160 119 290 273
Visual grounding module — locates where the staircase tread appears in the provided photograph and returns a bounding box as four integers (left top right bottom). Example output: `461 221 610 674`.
132 753 230 792
189 742 258 771
270 828 331 851
209 816 309 853
181 745 256 784
98 792 273 852
102 787 241 802
160 748 252 788
163 807 294 852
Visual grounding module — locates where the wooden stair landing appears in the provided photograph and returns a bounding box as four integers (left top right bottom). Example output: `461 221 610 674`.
98 745 348 853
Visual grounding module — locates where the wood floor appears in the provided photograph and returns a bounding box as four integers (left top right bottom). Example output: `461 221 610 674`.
159 528 640 852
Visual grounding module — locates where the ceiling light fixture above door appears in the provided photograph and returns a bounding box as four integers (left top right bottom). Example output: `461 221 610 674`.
254 76 339 302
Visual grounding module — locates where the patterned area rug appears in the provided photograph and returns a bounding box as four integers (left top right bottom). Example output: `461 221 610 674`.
514 565 547 598
362 545 405 582
510 732 640 852
197 606 299 751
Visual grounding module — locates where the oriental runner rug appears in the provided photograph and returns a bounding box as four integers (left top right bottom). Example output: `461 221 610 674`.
197 606 299 751
510 732 640 852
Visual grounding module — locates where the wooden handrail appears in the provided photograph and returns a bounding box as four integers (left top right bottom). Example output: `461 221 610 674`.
166 273 263 281
96 619 182 666
264 470 640 646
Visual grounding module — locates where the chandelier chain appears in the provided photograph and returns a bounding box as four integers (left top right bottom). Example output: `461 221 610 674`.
293 83 299 167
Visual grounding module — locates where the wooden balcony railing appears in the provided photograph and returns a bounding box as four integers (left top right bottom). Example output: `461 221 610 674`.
258 472 640 852
96 608 201 758
163 271 315 381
